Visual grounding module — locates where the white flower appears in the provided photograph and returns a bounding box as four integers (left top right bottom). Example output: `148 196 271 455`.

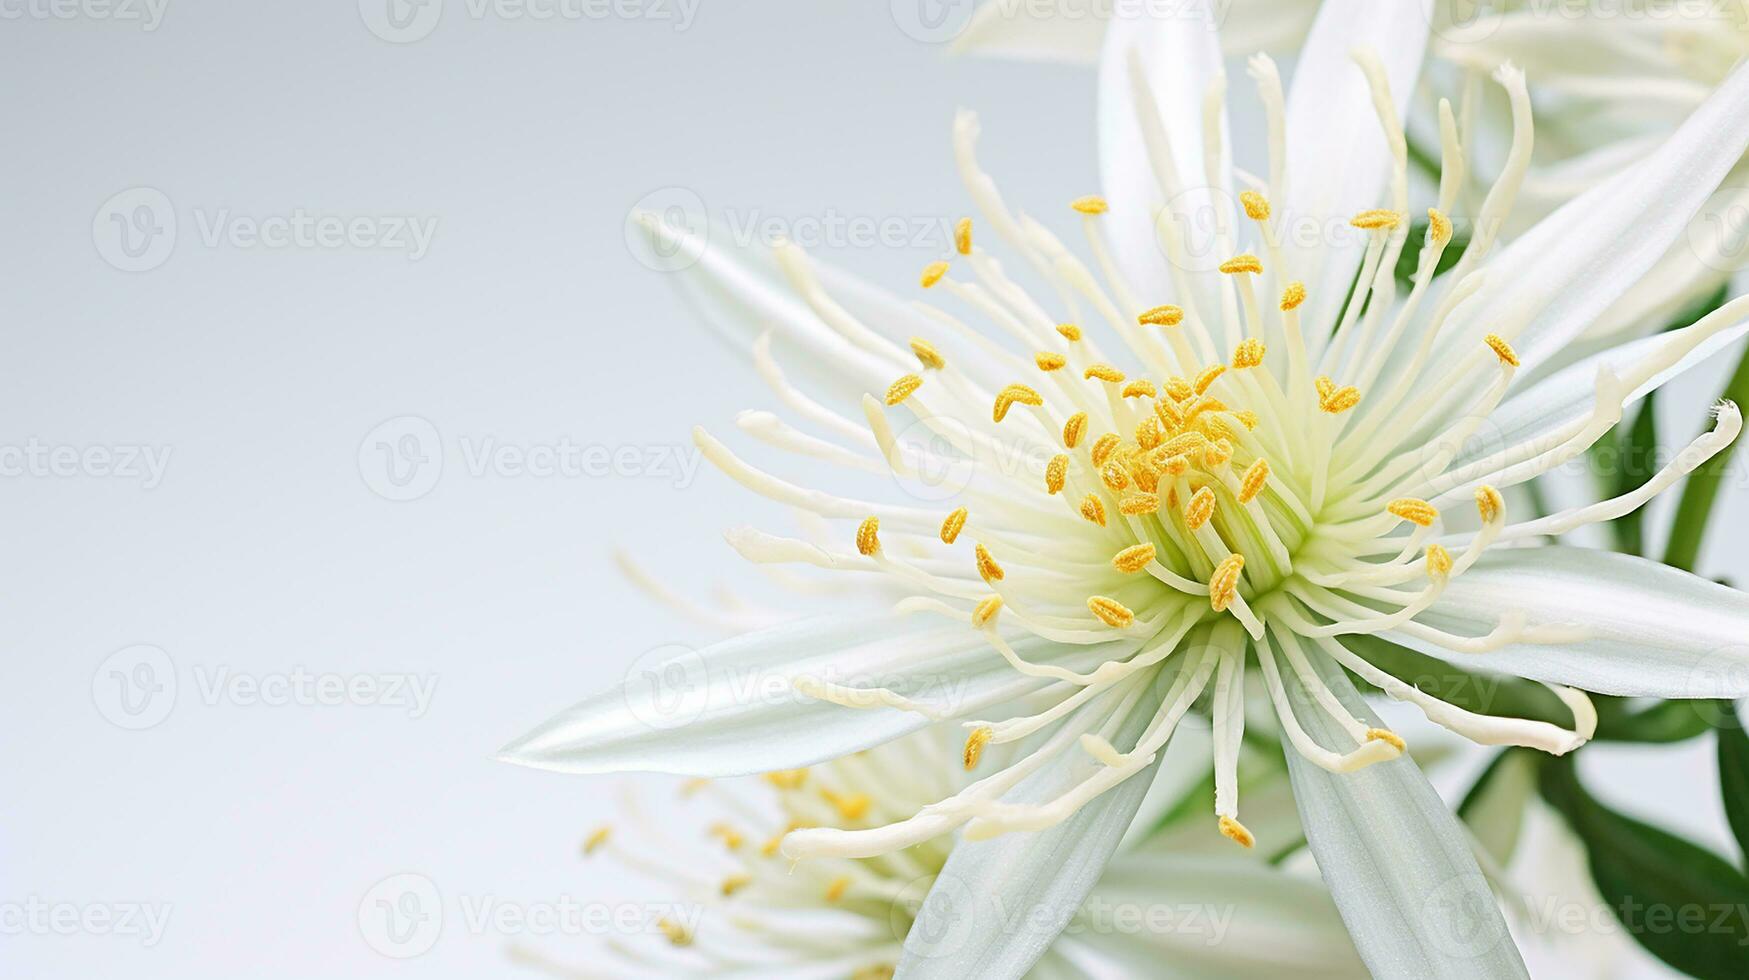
508 726 1366 980
505 2 1749 976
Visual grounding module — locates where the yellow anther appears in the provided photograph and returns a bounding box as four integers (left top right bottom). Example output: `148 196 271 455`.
1070 195 1109 215
680 777 709 797
1090 433 1122 468
920 260 949 288
1280 281 1307 311
765 769 808 790
659 917 694 946
1232 338 1267 369
975 543 1005 583
1233 410 1259 430
1233 460 1269 505
1351 208 1404 230
1318 380 1361 414
760 821 804 857
1315 376 1335 401
1112 543 1156 574
885 374 923 406
1184 486 1217 530
1425 543 1454 580
1158 453 1190 477
1387 498 1439 527
1239 190 1270 221
1164 376 1194 402
1121 379 1157 399
1138 304 1185 327
709 822 745 850
1366 728 1407 752
1130 467 1159 495
1476 484 1505 524
825 877 851 903
1484 333 1521 367
1154 398 1184 429
1063 412 1088 449
1219 253 1263 275
1087 595 1135 628
852 967 896 980
992 383 1043 423
1218 815 1255 849
1209 554 1245 612
1084 363 1126 383
954 216 973 256
1056 323 1082 342
971 594 1003 628
1101 461 1131 492
1080 493 1108 526
1427 207 1453 245
1119 492 1161 515
940 507 967 544
1046 454 1069 495
910 337 946 370
1035 351 1067 372
963 726 994 770
823 789 871 821
1193 365 1226 395
1204 438 1234 469
1134 414 1163 450
721 873 753 896
582 825 611 856
1161 431 1209 459
856 516 881 556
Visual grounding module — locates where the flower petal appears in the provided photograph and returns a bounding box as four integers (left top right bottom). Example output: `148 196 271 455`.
1438 60 1749 375
1396 546 1749 699
1281 0 1433 335
1281 649 1529 978
952 0 1106 64
499 615 1127 776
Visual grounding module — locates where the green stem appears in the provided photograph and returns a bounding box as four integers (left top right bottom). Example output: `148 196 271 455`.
1664 340 1749 572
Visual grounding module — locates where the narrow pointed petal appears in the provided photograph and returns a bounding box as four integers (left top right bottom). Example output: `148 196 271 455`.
1281 650 1529 979
1396 547 1749 698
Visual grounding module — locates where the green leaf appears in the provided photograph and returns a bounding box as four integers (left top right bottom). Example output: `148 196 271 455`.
1665 334 1749 571
1458 750 1540 867
1540 755 1749 980
1588 394 1660 554
1717 707 1749 869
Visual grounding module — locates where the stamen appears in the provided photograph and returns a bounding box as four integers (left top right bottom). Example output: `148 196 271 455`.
971 594 1002 627
1426 543 1453 579
1219 254 1263 275
1112 543 1155 573
1069 195 1108 215
1194 365 1226 394
1184 487 1217 529
765 769 807 790
1218 815 1255 848
1121 379 1157 399
823 789 872 821
1366 728 1407 751
940 508 967 544
856 516 881 556
884 374 923 406
963 726 994 769
1232 338 1266 369
824 877 851 902
955 217 973 256
1427 207 1453 245
1091 433 1122 467
583 825 611 856
1350 208 1404 230
1484 333 1520 367
975 543 1005 582
1035 351 1067 371
1101 461 1131 492
1204 438 1233 469
1239 190 1270 221
1476 484 1505 524
721 873 753 896
920 261 949 288
1387 498 1439 527
1063 412 1088 448
709 822 745 850
658 917 693 946
1319 380 1362 414
1080 494 1108 526
1084 364 1126 383
1046 454 1068 494
1087 596 1135 628
1056 323 1082 341
1239 459 1270 503
1280 281 1306 311
909 336 946 370
992 383 1043 422
1119 492 1161 515
1139 304 1185 327
1209 554 1245 612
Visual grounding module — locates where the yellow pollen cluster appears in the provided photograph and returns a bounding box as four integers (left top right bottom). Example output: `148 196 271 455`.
1119 491 1160 515
1209 554 1245 612
1087 595 1135 628
1056 323 1082 342
975 543 1005 582
1425 543 1454 579
919 260 948 288
721 873 753 896
765 769 808 790
1184 486 1217 530
1080 494 1107 526
1046 454 1069 495
1239 190 1270 221
993 383 1044 422
1091 433 1122 467
1069 195 1109 215
1101 461 1131 492
1232 338 1266 369
1112 543 1156 573
824 877 851 903
1194 365 1226 394
822 789 871 821
971 594 1002 627
1218 815 1255 849
1351 208 1404 230
1484 333 1521 367
1239 458 1270 503
659 917 694 946
1036 351 1067 371
1138 304 1185 327
1084 363 1126 383
940 507 967 544
856 516 881 555
964 726 994 769
1063 412 1088 449
1122 379 1157 399
1280 281 1307 311
885 374 923 406
583 825 611 856
909 337 945 370
1219 253 1263 275
1387 498 1439 527
1315 376 1361 414
954 217 972 256
1476 484 1506 524
709 822 745 850
1366 728 1407 751
1427 207 1453 245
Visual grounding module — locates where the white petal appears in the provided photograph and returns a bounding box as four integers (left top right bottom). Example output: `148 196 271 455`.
1397 546 1749 698
498 616 1121 776
1280 0 1432 334
951 0 1105 64
1281 650 1529 979
1438 60 1749 375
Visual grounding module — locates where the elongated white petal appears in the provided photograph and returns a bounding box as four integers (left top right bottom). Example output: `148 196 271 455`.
499 616 1122 776
1281 650 1528 979
1396 547 1749 698
1281 0 1432 335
